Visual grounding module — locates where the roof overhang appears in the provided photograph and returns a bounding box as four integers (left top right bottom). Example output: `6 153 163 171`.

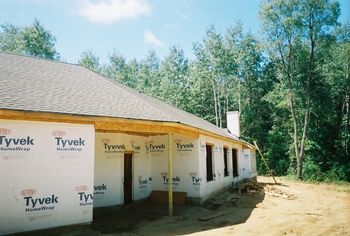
0 109 254 148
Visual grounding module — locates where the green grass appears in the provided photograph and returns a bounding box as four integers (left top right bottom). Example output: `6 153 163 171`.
264 174 350 191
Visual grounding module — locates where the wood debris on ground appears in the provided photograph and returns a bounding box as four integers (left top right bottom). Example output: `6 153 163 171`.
198 179 298 221
239 179 296 200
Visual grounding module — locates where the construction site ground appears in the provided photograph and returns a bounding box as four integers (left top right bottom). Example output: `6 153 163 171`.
20 176 350 236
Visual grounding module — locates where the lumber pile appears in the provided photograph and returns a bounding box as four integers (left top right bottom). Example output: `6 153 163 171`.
262 185 296 200
264 185 296 200
238 179 262 194
238 179 296 200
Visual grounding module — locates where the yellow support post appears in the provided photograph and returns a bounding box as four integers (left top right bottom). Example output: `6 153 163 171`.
168 133 173 217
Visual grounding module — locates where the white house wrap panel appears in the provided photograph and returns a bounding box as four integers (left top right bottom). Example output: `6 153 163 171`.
94 133 151 207
0 120 94 235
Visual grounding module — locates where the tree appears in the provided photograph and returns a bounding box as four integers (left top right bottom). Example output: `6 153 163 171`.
19 19 59 59
136 50 161 98
192 26 232 127
159 46 189 109
319 24 350 180
260 0 340 179
0 19 59 60
103 50 136 88
0 23 21 53
78 50 101 73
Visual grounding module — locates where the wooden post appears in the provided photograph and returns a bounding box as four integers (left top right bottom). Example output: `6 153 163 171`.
253 141 277 184
168 133 173 217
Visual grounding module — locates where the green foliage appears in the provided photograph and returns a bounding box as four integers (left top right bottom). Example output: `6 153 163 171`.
264 125 290 176
260 0 341 179
1 2 349 183
0 23 20 53
302 159 325 182
301 159 349 182
78 50 100 73
75 3 348 183
159 46 189 109
0 19 59 59
325 165 349 182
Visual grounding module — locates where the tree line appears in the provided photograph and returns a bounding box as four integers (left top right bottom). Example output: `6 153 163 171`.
1 0 349 181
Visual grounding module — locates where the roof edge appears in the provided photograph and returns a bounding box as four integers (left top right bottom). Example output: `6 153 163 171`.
0 51 85 69
0 108 254 148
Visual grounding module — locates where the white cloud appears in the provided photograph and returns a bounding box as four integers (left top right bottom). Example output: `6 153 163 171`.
78 0 151 24
144 30 165 47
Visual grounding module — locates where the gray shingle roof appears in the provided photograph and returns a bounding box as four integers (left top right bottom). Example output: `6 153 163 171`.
0 52 240 142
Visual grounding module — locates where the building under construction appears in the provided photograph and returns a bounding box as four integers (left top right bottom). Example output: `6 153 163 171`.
0 52 257 234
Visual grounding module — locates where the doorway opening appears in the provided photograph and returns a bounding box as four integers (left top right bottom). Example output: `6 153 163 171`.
232 149 239 177
124 153 133 205
206 144 214 182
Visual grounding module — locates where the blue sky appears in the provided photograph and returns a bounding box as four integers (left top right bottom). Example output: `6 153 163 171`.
0 0 349 64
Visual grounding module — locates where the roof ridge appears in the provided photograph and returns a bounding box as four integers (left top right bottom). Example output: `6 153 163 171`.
0 51 83 68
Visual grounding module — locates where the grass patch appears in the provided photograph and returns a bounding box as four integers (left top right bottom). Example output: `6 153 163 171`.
269 175 350 192
336 187 350 193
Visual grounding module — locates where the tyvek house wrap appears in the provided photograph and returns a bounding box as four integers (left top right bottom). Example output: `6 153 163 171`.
0 120 94 235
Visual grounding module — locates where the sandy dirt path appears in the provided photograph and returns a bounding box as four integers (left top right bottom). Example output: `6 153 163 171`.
186 177 350 236
21 176 350 236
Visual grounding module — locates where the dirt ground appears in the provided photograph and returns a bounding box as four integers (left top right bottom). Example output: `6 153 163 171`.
20 176 350 236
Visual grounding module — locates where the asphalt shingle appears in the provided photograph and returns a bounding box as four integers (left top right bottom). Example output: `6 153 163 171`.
0 52 239 141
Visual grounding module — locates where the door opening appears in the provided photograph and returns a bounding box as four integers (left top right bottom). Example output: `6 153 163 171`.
223 147 229 176
124 153 133 204
232 149 238 177
206 145 214 181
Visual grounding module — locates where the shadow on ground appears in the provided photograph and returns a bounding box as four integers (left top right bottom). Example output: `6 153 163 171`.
15 186 271 236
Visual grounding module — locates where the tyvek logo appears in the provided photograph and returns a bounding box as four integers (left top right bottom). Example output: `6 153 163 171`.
101 138 125 153
53 130 85 152
138 175 150 189
161 172 181 185
131 141 141 152
149 143 166 152
56 137 85 147
76 185 93 206
22 190 58 213
0 130 34 152
103 143 125 152
189 172 202 185
132 144 141 150
94 184 107 195
176 142 194 152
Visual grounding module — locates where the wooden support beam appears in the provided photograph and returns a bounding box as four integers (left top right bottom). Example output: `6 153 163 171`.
168 133 173 217
254 141 277 184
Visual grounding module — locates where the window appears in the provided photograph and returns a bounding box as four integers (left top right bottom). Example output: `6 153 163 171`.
206 144 213 181
232 148 238 177
223 147 229 177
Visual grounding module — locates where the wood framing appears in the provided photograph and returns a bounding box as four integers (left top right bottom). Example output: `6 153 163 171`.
0 109 252 147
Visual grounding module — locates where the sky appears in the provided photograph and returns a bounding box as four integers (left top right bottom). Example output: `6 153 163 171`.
0 0 349 64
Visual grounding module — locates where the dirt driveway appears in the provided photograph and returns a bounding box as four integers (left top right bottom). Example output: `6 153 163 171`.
20 176 350 236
